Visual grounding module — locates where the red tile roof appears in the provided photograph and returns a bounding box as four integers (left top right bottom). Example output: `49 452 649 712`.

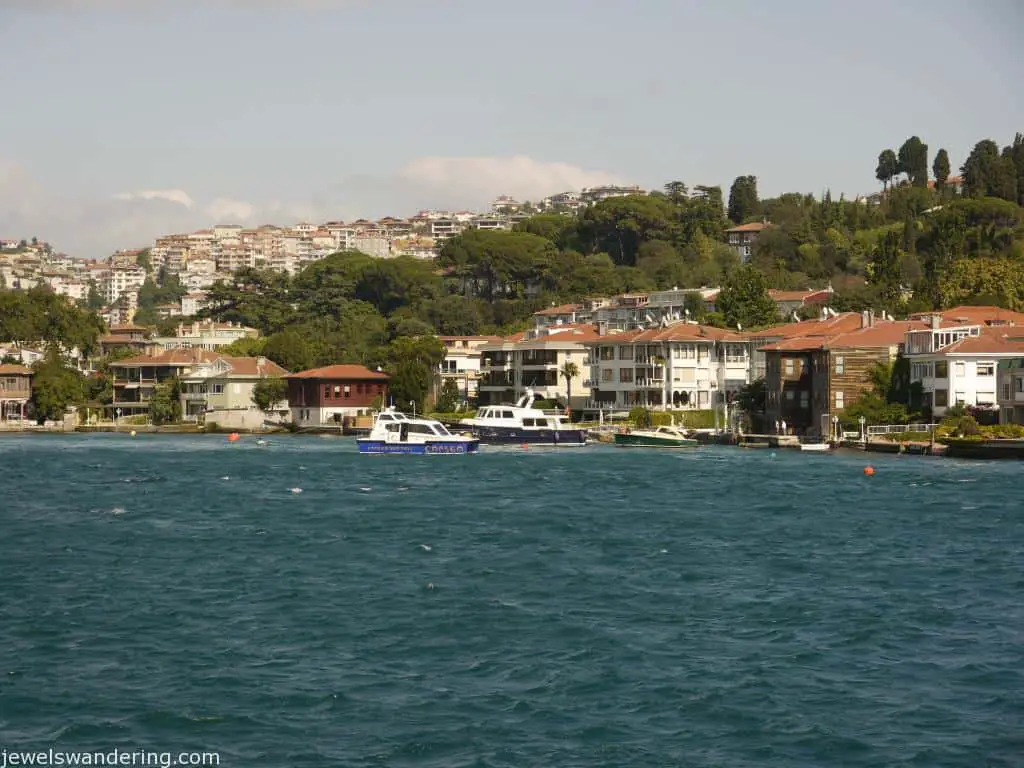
534 303 582 316
114 349 221 366
725 222 771 233
759 319 923 352
220 356 289 377
285 364 389 380
586 323 746 344
0 363 32 375
754 313 865 340
908 306 1024 327
940 327 1024 355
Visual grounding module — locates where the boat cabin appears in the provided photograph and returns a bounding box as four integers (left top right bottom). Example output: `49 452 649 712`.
376 410 454 439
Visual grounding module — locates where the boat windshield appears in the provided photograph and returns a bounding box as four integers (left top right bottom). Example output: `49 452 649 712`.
433 423 451 436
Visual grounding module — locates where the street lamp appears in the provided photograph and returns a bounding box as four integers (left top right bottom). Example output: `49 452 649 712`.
832 415 839 442
410 400 416 419
859 415 867 443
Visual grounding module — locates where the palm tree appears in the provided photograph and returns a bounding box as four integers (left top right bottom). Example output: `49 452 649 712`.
559 361 580 415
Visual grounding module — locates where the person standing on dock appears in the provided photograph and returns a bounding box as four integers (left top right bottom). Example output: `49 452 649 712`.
781 419 787 436
775 420 780 435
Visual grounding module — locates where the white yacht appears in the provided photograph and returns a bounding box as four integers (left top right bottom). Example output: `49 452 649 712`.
358 408 479 454
454 389 587 446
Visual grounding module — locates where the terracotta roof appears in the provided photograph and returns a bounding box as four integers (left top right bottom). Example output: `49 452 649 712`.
908 306 1024 327
759 320 923 352
585 323 745 344
725 222 771 233
114 349 221 367
0 363 32 375
520 325 604 347
753 313 865 340
438 335 504 343
940 328 1024 355
534 303 582 316
768 289 832 303
285 364 389 380
220 357 289 377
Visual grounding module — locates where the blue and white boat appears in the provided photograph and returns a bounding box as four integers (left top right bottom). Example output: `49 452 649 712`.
454 389 587 447
357 408 480 455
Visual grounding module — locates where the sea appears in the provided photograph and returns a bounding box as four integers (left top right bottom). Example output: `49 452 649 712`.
0 434 1021 767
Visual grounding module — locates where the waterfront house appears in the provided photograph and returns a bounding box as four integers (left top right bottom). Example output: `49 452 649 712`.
285 364 390 428
761 313 914 436
582 322 748 413
903 307 1024 417
179 355 289 430
109 348 221 418
478 325 596 409
0 363 32 422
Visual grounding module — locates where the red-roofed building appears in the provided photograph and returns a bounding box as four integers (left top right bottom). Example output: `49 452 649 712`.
284 364 390 427
760 311 920 436
109 348 223 418
725 221 771 261
438 336 504 404
904 308 1024 417
582 321 750 412
179 355 290 429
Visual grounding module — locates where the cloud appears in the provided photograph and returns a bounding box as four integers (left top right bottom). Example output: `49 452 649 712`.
0 154 625 259
397 155 623 205
111 189 195 208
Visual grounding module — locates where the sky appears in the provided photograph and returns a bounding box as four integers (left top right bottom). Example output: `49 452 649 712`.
0 0 1021 258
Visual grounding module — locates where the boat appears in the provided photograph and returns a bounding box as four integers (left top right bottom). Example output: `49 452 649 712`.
357 408 480 454
454 389 587 446
613 425 699 448
799 441 831 452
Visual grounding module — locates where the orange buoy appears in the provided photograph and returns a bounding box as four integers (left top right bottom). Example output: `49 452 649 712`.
522 443 529 449
863 465 875 476
228 432 240 442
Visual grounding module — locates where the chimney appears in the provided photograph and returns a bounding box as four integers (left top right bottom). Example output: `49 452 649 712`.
257 356 267 366
930 314 941 330
861 310 870 328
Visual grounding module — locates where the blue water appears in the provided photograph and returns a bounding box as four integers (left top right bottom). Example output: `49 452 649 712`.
1 435 1022 767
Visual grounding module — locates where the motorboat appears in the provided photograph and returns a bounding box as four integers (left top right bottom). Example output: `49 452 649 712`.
613 425 699 448
357 408 480 454
799 441 831 452
454 389 587 446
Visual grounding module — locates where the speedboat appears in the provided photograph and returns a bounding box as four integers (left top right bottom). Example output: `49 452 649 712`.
455 389 587 446
613 425 699 448
357 408 480 454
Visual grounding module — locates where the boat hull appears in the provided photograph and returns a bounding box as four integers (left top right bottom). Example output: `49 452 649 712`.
614 433 699 448
454 425 588 446
357 439 480 455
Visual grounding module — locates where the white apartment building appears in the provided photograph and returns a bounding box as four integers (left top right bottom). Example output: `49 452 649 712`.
181 292 209 317
478 325 597 409
904 308 1024 416
104 266 146 304
438 336 500 404
584 322 749 412
153 321 259 352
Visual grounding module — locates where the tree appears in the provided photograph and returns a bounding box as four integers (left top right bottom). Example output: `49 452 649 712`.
378 335 445 414
875 149 898 190
960 139 1018 202
867 231 903 308
434 379 460 412
86 281 106 310
149 378 181 425
663 181 689 205
727 175 760 224
715 265 780 329
252 377 288 412
30 351 84 424
932 148 950 194
897 136 929 187
734 377 767 433
559 361 579 413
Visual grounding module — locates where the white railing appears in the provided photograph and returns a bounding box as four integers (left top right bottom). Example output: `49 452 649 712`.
866 423 938 436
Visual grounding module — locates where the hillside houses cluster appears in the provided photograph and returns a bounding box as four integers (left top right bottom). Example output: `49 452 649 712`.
0 184 656 323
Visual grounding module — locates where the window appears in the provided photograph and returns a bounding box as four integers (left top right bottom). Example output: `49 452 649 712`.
233 383 241 394
1002 383 1011 401
934 389 949 407
784 359 795 376
977 363 994 376
726 344 745 363
599 347 614 361
334 385 342 397
935 361 948 378
785 390 795 400
834 356 844 374
800 391 809 409
1018 378 1024 393
834 391 844 409
212 383 224 394
601 368 613 382
954 361 965 376
618 346 633 360
343 385 351 398
619 368 633 383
